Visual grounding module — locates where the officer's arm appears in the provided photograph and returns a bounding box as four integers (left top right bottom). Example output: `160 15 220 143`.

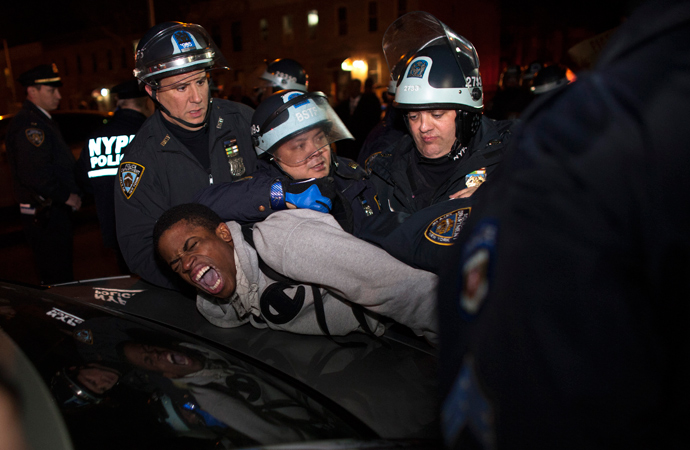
113 162 179 290
12 129 71 203
194 176 275 223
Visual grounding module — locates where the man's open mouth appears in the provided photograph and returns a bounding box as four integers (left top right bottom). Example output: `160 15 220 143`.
193 265 223 295
165 351 191 366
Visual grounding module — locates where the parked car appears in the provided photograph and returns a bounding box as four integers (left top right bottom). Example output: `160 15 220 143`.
0 109 112 208
0 277 442 449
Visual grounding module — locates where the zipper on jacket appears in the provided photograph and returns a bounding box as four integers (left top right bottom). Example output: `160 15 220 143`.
208 170 214 185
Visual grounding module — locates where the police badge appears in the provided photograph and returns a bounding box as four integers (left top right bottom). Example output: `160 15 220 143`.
465 168 487 188
118 162 145 199
74 328 94 345
224 138 246 177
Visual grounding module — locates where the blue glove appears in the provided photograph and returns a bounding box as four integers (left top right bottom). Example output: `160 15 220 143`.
286 184 333 213
270 178 335 213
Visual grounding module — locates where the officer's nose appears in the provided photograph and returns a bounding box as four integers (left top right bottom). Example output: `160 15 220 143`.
419 113 433 132
55 89 62 100
190 84 204 104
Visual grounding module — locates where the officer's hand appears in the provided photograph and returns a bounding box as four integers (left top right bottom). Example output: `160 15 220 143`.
284 177 336 213
450 186 479 199
66 193 82 211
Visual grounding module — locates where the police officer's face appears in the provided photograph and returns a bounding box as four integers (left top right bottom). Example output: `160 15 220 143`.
273 128 332 180
407 110 457 159
158 219 237 299
148 70 209 130
122 343 204 378
29 85 61 111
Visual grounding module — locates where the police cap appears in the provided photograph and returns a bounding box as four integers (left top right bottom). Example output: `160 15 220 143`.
18 63 63 87
110 79 147 99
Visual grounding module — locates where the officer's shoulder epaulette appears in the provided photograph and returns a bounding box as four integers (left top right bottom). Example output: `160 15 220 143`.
335 158 368 179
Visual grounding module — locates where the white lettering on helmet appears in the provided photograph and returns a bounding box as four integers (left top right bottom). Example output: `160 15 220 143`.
295 106 318 122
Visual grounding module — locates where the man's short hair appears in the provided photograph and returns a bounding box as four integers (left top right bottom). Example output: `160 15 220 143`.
152 203 223 256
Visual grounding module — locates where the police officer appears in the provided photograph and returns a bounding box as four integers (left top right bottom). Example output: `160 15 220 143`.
254 58 309 104
5 63 82 284
195 90 379 236
113 22 257 289
77 79 153 273
367 12 514 215
438 0 689 447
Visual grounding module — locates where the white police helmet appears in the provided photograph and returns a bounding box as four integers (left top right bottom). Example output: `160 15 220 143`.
251 90 353 160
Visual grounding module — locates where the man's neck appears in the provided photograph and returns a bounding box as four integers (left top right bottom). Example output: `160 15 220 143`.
30 101 52 119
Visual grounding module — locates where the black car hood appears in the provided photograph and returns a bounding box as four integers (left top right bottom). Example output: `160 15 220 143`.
0 280 442 449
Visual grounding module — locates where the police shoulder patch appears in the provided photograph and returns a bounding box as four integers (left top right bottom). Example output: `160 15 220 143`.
425 207 472 246
118 162 145 199
25 128 45 147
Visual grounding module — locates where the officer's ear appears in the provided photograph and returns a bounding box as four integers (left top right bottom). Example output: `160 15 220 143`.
145 85 154 97
215 223 233 246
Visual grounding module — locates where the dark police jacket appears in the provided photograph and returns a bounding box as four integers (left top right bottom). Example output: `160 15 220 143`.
114 99 257 289
77 108 148 248
366 116 513 214
5 100 79 207
194 156 379 237
438 0 690 447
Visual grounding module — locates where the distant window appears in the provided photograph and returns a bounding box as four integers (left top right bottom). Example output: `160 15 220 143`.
107 50 113 70
63 57 69 76
231 21 242 52
307 9 318 39
92 53 97 73
76 55 82 75
260 18 268 41
368 2 378 32
398 0 407 17
283 15 294 45
338 7 348 36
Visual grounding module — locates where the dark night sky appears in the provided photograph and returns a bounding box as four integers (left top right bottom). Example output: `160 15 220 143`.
0 0 643 48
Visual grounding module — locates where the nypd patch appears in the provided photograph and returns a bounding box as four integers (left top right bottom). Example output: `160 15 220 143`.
25 128 45 147
425 207 471 246
119 162 145 199
407 60 428 78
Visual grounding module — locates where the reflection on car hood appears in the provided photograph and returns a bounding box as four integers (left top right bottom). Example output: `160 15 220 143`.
0 280 442 449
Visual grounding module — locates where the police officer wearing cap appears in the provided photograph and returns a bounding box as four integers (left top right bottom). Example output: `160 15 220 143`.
5 63 82 285
367 12 514 215
113 22 257 289
76 78 154 273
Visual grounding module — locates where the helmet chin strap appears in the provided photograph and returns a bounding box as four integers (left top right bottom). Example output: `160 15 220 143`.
149 86 212 129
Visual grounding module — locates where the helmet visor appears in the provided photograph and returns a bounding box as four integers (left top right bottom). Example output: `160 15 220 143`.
254 91 353 159
382 12 479 85
134 23 229 87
